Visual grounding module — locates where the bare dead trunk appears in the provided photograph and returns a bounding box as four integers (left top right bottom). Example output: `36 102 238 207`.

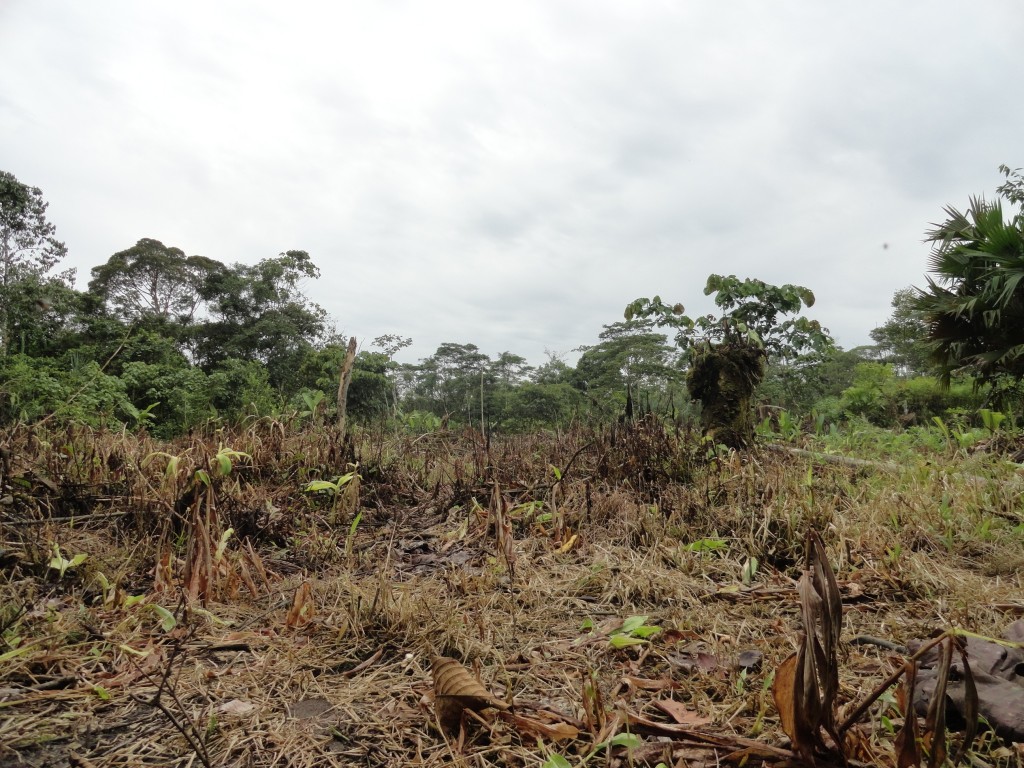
336 336 358 439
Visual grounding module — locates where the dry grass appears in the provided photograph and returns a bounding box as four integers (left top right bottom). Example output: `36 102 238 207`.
2 418 1024 767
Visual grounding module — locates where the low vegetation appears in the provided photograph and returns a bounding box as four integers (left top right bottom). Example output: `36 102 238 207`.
3 414 1024 767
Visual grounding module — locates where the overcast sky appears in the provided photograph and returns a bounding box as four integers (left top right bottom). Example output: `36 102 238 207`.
2 2 1022 366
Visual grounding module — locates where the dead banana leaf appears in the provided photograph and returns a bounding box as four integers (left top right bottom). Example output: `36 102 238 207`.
773 650 817 761
894 665 921 768
923 638 953 768
771 530 844 763
431 655 509 733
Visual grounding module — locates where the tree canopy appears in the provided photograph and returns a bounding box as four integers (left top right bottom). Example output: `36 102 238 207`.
89 238 220 323
869 287 932 376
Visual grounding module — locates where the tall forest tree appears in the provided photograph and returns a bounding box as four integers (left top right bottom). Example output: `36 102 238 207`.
870 287 932 376
89 238 221 323
0 171 71 357
408 343 490 423
572 318 682 418
915 166 1024 398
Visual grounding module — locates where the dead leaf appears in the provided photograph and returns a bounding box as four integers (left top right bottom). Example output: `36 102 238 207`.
623 675 681 692
503 712 579 741
285 581 315 628
217 698 256 716
621 708 714 738
773 652 799 745
653 698 713 726
431 656 509 733
659 628 699 645
894 668 921 768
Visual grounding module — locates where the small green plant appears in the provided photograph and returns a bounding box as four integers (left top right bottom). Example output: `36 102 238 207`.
776 409 800 440
979 407 1007 435
937 492 957 551
509 500 547 523
741 555 759 586
298 389 326 421
403 409 442 433
542 731 644 768
345 509 363 560
608 615 660 648
48 544 87 578
749 669 776 736
734 666 749 694
811 409 827 437
304 469 358 523
213 445 250 477
685 537 727 554
144 451 184 486
932 415 974 454
883 543 902 568
121 400 160 431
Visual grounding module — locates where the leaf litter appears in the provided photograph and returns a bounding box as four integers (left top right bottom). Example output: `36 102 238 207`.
1 418 1023 766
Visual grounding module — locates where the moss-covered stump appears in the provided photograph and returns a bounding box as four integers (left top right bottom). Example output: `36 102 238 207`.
687 341 765 448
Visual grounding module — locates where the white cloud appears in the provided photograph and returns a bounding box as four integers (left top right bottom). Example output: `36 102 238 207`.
3 0 1023 366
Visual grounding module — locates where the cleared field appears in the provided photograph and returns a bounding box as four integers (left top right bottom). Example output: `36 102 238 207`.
2 419 1023 767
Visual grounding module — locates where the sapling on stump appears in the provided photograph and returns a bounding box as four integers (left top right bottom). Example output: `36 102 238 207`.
626 274 830 449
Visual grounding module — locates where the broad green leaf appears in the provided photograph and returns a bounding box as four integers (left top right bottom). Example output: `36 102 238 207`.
215 453 232 476
348 510 363 538
305 480 339 493
148 604 177 632
620 615 648 634
630 625 661 639
609 733 643 749
0 644 32 664
609 634 647 649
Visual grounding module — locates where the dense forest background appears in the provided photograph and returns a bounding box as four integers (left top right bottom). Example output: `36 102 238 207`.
3 167 1020 439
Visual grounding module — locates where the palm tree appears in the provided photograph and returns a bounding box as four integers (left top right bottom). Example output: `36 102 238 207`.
915 194 1024 391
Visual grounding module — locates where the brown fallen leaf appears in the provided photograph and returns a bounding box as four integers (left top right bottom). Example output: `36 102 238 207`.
622 708 710 737
431 655 509 733
653 698 713 727
217 698 256 716
894 668 921 768
772 652 801 748
623 675 681 692
502 712 579 742
284 581 314 628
